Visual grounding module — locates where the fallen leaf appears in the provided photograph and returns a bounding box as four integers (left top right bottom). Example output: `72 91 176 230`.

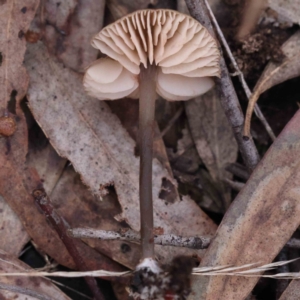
244 30 300 136
279 279 300 300
0 250 70 300
268 0 300 25
0 196 29 256
0 106 122 272
27 125 67 193
50 165 141 269
43 0 105 72
0 0 39 110
190 109 300 299
185 88 238 209
25 42 217 263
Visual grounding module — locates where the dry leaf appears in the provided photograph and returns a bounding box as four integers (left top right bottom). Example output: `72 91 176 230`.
0 110 121 271
0 0 39 109
27 129 67 193
50 165 141 269
190 109 300 299
244 30 300 136
0 251 70 300
268 0 300 25
0 196 29 256
185 88 238 209
25 42 217 263
44 0 105 72
279 279 300 300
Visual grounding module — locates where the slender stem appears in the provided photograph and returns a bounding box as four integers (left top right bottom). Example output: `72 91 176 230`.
68 228 212 250
139 64 157 259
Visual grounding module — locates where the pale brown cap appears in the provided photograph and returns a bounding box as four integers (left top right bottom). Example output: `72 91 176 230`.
84 9 220 101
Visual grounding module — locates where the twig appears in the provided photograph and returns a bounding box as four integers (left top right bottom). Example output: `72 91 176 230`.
156 106 184 140
185 0 260 171
225 179 245 191
32 189 105 300
203 0 276 141
68 228 212 250
50 279 93 300
225 162 250 180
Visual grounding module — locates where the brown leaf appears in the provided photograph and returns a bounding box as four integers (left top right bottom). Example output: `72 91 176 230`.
190 109 300 299
0 111 121 272
244 30 300 136
43 0 105 72
0 196 29 256
0 0 39 110
279 279 300 300
0 250 70 300
25 42 217 263
50 165 141 269
185 88 238 209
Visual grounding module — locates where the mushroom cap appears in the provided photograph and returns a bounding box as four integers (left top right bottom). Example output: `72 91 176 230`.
83 9 220 101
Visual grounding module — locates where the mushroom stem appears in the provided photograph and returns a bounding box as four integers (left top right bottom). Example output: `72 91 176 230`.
139 63 157 259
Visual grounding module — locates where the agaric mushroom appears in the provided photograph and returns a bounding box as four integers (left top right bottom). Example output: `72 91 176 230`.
83 9 220 260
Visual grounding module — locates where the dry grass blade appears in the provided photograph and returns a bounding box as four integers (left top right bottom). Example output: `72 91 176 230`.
244 31 300 137
0 259 298 280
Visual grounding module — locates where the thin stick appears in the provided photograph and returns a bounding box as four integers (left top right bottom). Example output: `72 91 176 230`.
32 189 105 300
156 106 184 139
203 0 276 141
185 0 260 171
225 179 245 191
139 64 157 259
68 228 212 250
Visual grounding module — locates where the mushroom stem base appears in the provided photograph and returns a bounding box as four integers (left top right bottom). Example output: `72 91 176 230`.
139 63 157 259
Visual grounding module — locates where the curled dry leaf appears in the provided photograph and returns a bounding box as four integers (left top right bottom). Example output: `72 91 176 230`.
244 30 300 137
268 0 300 25
41 0 105 72
185 88 238 210
25 42 217 263
0 0 39 110
190 109 300 300
0 250 70 300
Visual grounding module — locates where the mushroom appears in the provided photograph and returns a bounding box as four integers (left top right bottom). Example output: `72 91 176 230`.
83 9 220 260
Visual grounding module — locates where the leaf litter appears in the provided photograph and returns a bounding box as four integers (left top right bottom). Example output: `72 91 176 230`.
25 41 217 265
0 0 300 299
